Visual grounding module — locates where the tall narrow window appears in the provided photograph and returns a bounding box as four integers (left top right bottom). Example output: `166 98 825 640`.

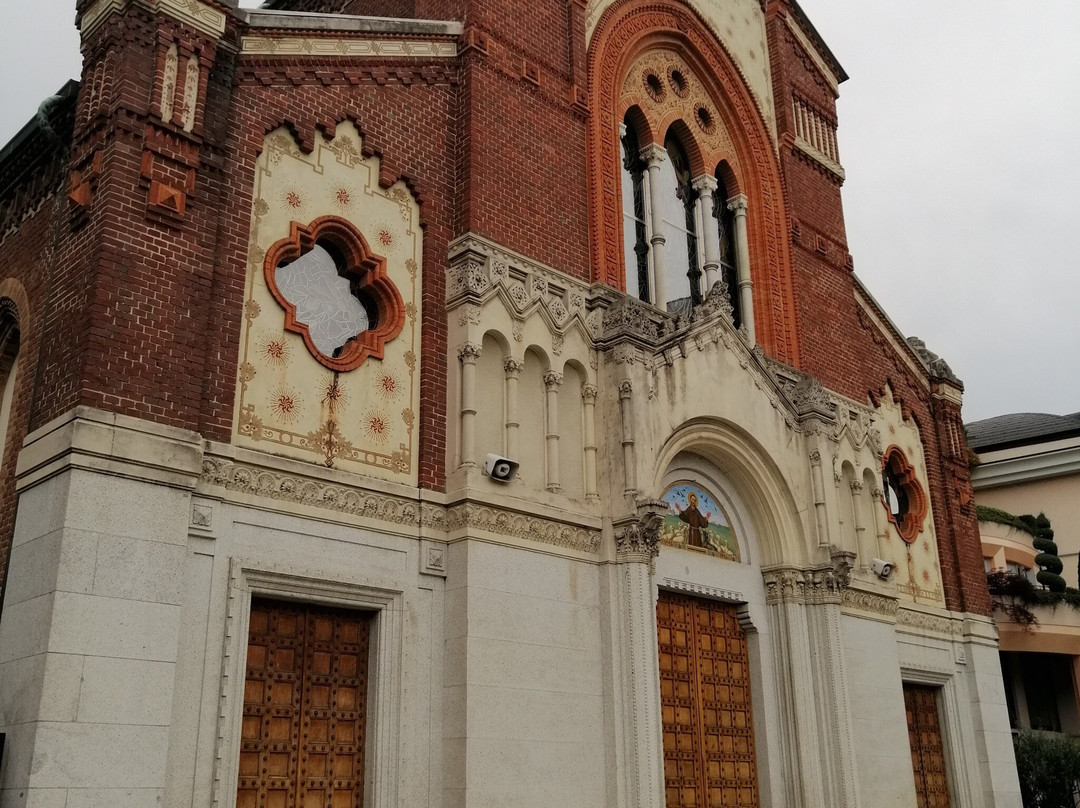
714 174 741 328
620 122 650 303
0 299 20 470
659 134 700 313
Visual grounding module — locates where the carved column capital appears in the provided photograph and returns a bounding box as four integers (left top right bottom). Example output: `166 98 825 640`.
503 357 525 376
615 498 668 562
726 193 748 215
691 174 718 195
581 383 598 402
457 342 482 362
543 370 564 389
639 143 667 166
618 379 634 398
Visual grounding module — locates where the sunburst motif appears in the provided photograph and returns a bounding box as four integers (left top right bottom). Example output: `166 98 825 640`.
323 376 348 413
333 187 352 208
259 335 291 367
269 385 302 424
363 411 389 444
377 372 400 400
374 223 395 252
284 190 303 209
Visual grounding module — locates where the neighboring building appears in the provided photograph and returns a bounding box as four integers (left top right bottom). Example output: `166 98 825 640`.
970 412 1080 736
0 1 1019 807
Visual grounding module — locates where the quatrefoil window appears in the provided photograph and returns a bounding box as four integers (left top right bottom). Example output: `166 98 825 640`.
880 446 929 544
264 216 405 372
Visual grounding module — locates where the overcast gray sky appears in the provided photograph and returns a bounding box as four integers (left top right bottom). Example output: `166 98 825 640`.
2 1 1078 422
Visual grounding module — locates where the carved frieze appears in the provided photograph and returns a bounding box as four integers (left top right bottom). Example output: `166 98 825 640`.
199 455 600 554
762 563 851 606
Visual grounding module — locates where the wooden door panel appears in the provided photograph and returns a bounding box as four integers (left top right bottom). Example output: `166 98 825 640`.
658 591 760 808
903 683 951 808
240 599 370 808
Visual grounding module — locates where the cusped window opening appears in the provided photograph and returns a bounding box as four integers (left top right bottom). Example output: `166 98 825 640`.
620 119 650 303
880 446 928 544
274 239 378 360
714 171 741 328
659 132 700 315
264 216 405 372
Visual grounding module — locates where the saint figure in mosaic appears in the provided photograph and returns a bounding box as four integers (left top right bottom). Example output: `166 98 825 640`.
661 482 740 561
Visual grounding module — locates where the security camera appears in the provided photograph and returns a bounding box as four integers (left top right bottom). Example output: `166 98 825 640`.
483 454 519 482
871 558 894 580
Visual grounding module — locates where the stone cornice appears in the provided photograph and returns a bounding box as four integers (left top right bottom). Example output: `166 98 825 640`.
198 444 602 554
971 444 1080 489
241 10 462 37
239 36 458 58
16 406 203 492
80 0 228 38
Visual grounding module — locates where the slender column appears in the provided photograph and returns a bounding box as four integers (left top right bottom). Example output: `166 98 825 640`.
503 358 524 460
457 342 482 468
693 175 720 290
581 383 599 500
727 194 755 342
808 448 830 548
543 370 563 493
849 480 874 571
619 379 637 496
614 500 667 808
640 144 668 309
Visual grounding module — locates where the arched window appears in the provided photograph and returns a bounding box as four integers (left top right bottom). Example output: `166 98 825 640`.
620 121 650 303
714 172 741 328
0 299 21 471
658 133 700 313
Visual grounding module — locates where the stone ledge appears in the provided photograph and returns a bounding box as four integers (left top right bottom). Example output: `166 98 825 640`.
16 407 203 493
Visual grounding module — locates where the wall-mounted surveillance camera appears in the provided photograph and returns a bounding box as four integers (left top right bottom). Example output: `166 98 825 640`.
871 558 894 580
483 454 519 482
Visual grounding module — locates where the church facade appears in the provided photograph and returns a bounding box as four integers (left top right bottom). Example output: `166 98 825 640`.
0 0 1021 806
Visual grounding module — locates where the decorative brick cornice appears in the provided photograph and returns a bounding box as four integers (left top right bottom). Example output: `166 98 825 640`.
239 36 458 58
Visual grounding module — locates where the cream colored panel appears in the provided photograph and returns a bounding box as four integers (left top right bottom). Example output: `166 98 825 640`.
235 124 421 484
559 363 585 499
519 349 547 492
587 0 775 136
477 333 507 459
874 387 944 605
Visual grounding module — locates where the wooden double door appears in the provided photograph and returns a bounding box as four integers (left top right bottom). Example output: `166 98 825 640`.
657 591 760 807
904 683 952 808
237 598 371 808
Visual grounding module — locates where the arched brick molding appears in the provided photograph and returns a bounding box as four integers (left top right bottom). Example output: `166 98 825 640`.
586 0 801 366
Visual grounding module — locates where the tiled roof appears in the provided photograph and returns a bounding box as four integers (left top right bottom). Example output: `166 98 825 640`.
966 411 1080 451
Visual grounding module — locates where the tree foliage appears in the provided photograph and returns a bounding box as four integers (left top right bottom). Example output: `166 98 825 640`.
1014 730 1080 808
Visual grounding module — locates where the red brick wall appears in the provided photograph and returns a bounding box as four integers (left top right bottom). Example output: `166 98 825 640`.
767 5 988 614
0 195 65 609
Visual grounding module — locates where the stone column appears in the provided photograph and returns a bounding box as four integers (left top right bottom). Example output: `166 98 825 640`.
458 342 482 468
543 370 563 493
503 358 524 460
618 378 637 497
764 561 858 808
581 383 599 501
727 194 754 342
693 175 720 291
849 480 875 572
613 499 668 808
640 144 669 309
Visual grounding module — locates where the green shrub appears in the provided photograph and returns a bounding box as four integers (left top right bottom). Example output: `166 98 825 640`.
1014 730 1080 808
978 505 1038 536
